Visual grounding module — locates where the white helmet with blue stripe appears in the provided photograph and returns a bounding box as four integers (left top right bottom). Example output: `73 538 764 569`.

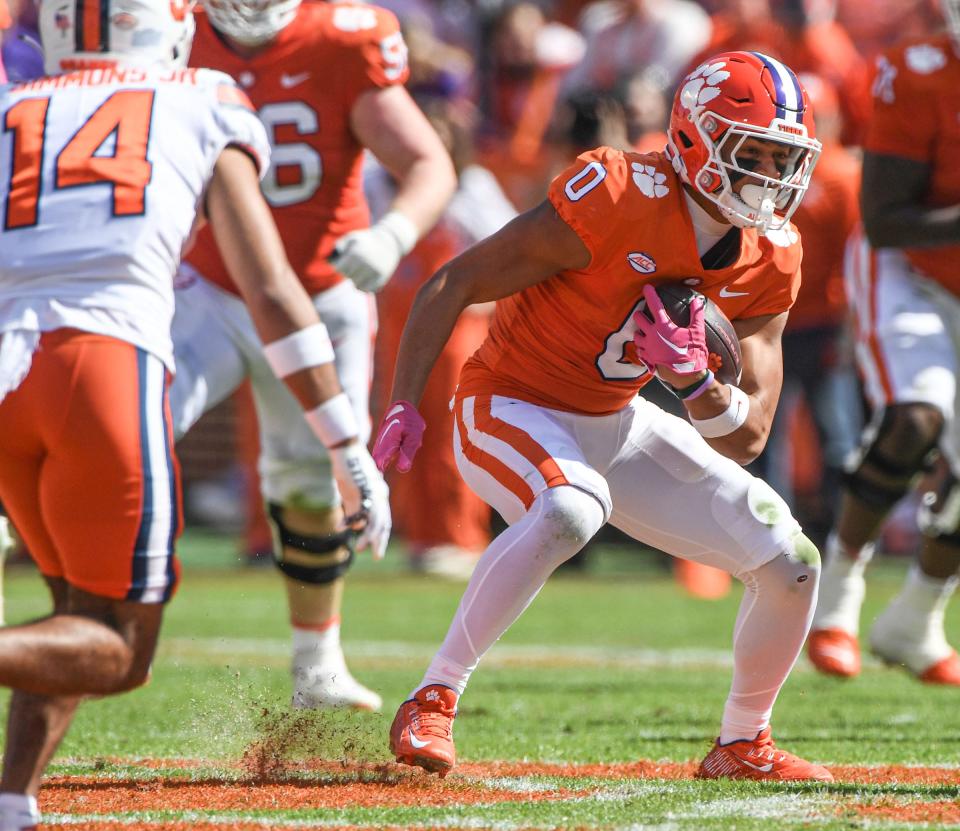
666 51 822 235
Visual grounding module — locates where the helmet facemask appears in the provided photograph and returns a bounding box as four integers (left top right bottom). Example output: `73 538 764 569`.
202 0 300 47
687 109 820 235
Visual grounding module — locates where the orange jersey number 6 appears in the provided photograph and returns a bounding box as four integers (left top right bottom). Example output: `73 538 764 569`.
4 89 155 230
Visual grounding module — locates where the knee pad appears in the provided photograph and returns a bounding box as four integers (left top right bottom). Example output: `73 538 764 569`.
528 486 606 571
746 531 820 595
918 468 960 546
539 486 606 546
843 404 943 510
267 503 354 585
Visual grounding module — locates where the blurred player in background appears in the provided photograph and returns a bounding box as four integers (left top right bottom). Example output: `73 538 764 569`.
808 0 960 685
0 0 387 823
750 73 862 548
376 52 832 781
0 0 12 622
171 0 455 711
370 97 517 579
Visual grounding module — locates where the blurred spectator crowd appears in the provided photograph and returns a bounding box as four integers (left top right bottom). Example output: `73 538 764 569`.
0 0 944 581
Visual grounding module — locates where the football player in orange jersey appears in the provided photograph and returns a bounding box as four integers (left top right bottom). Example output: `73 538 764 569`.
751 74 862 553
170 0 456 711
808 1 960 685
0 0 389 822
374 52 834 781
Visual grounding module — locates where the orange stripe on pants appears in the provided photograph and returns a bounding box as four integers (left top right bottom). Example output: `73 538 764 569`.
456 395 569 511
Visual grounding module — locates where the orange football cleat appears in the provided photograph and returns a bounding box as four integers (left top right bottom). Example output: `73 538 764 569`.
917 651 960 685
389 684 458 777
696 727 833 781
673 559 731 600
807 628 861 678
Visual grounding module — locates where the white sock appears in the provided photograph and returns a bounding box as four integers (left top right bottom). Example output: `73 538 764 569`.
812 532 874 634
894 565 959 618
292 620 342 667
419 487 605 697
870 565 958 671
0 793 39 828
720 548 819 744
414 654 472 698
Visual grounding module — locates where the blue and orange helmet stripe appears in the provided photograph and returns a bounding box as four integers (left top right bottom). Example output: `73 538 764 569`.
750 51 805 124
75 0 110 53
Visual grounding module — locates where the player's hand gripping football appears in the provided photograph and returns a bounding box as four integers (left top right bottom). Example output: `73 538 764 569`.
372 400 426 473
633 284 709 381
329 442 391 560
328 213 417 293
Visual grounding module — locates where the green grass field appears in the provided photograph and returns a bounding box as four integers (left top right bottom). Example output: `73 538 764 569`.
6 531 960 829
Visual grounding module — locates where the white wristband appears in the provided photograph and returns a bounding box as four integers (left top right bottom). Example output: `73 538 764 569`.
379 210 419 256
690 385 750 438
263 323 334 378
304 392 359 448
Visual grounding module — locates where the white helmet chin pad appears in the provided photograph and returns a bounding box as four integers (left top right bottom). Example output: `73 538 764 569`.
717 189 776 232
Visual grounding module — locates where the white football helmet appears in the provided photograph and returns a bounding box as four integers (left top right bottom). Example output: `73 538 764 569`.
201 0 300 46
39 0 196 75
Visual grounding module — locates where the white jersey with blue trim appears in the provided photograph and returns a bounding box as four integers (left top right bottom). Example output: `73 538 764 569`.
0 65 270 371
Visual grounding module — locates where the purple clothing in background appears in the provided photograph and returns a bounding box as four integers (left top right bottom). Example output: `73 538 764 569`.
2 23 43 82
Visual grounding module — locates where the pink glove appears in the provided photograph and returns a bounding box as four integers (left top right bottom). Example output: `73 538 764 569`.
372 400 426 473
633 284 709 376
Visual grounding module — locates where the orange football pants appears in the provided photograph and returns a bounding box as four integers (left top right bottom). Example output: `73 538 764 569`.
0 329 182 602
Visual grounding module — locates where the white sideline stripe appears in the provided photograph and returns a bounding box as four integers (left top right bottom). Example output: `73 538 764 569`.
157 636 736 668
157 636 896 674
45 811 535 829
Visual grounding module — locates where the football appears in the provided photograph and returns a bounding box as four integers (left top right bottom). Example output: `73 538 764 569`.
651 283 743 385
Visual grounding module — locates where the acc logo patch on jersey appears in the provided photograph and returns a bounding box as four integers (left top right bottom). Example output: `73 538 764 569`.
905 44 947 75
631 163 669 198
627 251 657 274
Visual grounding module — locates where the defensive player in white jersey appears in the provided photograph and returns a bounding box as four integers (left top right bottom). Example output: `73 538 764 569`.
0 0 388 824
169 0 455 711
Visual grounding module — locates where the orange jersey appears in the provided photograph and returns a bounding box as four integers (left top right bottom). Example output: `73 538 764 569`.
459 148 802 416
185 2 409 296
787 144 860 330
865 35 960 293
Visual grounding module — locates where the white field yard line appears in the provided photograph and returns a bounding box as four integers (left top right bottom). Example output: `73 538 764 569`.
158 637 736 669
156 637 891 673
479 776 571 793
44 810 549 829
667 793 832 823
